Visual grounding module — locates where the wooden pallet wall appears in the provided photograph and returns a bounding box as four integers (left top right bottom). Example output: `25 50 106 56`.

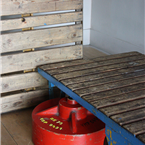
0 0 83 113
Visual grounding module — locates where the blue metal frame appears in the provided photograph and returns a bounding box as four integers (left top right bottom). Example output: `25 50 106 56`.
48 82 54 99
38 68 144 145
105 126 134 145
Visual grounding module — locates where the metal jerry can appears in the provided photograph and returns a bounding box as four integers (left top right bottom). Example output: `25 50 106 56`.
32 97 106 145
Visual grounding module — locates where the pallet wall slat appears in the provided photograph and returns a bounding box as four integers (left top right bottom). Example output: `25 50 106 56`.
1 45 83 74
0 89 49 113
1 72 48 93
1 24 82 53
1 0 83 16
1 0 83 114
1 12 83 31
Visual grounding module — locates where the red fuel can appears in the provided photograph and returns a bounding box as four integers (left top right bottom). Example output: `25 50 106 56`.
32 97 106 145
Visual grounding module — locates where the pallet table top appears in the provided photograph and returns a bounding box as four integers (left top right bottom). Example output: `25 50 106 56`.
38 51 145 145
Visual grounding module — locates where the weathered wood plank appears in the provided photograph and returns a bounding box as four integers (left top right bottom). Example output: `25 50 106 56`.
1 0 83 16
40 46 107 73
40 58 90 71
1 45 83 74
1 89 49 113
68 70 145 90
1 11 83 31
53 59 145 81
138 134 145 143
75 75 145 97
1 123 17 145
61 65 145 85
1 72 48 93
123 120 145 136
0 24 82 53
41 51 140 71
82 83 145 102
48 54 144 75
100 98 145 117
111 108 145 125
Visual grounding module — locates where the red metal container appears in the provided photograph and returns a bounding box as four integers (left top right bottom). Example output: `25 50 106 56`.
32 97 106 145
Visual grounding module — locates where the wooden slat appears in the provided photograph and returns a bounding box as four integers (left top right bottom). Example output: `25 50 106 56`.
47 54 144 75
68 70 145 90
40 51 140 71
0 24 82 53
1 11 83 31
100 98 145 117
53 59 145 81
82 83 145 102
61 65 145 85
138 134 145 143
74 75 145 97
1 72 48 93
111 108 145 125
1 0 83 16
1 45 83 74
1 89 49 113
123 120 145 136
40 58 91 71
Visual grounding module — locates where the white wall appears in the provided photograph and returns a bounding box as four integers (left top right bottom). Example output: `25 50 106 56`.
83 0 92 45
90 0 145 54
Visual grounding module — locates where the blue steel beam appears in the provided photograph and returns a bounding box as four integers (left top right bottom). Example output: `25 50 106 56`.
48 82 54 99
106 125 134 145
38 68 144 145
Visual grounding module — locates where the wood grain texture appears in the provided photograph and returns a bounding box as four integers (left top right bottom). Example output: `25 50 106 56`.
83 83 145 102
111 108 145 124
40 51 140 71
0 24 82 53
1 45 82 74
61 65 145 85
53 59 145 81
68 70 145 90
40 58 91 71
1 108 35 145
1 89 49 113
1 11 83 31
123 120 145 135
100 98 145 117
91 90 145 109
47 54 144 75
74 75 145 96
1 0 83 16
138 134 145 143
1 123 17 145
1 72 48 93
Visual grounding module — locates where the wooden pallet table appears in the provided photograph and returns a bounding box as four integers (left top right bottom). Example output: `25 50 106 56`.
38 51 145 145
